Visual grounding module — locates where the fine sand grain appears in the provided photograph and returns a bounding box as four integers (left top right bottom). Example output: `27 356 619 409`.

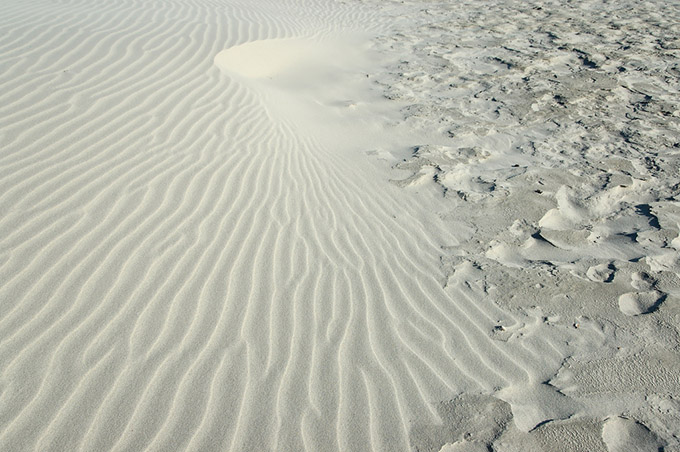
1 0 679 451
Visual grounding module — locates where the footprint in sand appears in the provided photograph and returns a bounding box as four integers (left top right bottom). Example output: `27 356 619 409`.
586 263 615 283
630 271 656 291
618 291 664 316
601 416 663 452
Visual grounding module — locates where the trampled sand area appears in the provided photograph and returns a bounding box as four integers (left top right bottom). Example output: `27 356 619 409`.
1 0 679 450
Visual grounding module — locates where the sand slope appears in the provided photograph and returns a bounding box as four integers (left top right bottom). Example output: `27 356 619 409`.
1 0 679 451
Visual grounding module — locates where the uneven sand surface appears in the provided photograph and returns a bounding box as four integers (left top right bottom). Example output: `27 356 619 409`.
1 0 679 451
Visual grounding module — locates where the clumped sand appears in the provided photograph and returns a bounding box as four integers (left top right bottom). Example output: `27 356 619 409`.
1 0 679 451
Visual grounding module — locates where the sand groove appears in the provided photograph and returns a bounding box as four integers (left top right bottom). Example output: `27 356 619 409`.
0 0 579 451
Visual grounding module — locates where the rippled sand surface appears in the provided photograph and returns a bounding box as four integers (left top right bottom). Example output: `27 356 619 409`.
1 0 679 450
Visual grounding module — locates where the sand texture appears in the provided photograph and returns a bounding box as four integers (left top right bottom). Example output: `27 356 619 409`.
1 0 679 451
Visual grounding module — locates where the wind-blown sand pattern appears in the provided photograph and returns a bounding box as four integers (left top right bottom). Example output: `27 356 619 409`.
1 0 679 451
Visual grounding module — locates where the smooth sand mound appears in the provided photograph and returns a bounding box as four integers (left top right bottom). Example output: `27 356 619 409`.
214 38 347 80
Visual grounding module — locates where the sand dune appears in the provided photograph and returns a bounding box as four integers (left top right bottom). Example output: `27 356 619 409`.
1 0 679 451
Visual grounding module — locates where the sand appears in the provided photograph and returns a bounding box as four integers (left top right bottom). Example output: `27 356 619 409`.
1 0 679 451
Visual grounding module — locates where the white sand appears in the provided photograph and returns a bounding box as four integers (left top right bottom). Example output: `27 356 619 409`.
1 0 679 451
